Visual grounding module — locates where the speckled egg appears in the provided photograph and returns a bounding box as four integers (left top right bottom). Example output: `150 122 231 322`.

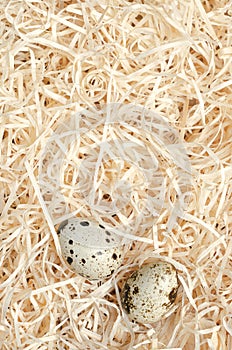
57 218 124 280
121 262 179 324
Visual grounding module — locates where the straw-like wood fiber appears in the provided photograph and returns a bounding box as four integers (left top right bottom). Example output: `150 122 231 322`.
0 1 232 349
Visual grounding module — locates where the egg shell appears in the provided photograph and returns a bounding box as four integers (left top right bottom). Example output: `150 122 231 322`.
57 218 124 280
121 262 179 324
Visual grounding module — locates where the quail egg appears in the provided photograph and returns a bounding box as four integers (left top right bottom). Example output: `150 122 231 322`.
121 261 179 324
57 218 124 280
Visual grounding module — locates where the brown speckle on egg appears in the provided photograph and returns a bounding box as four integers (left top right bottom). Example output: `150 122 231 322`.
80 221 90 226
67 257 73 265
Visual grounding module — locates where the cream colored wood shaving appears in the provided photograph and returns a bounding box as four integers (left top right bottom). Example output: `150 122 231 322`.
1 0 232 349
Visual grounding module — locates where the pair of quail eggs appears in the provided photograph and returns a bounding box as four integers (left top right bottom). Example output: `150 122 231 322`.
57 217 179 324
